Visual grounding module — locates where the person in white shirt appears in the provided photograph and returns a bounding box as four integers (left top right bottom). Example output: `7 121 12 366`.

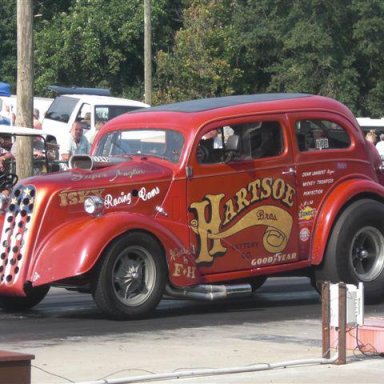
0 103 15 126
61 121 90 162
375 133 384 159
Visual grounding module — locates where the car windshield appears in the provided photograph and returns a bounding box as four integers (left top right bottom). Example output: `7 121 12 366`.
45 96 78 123
94 129 184 163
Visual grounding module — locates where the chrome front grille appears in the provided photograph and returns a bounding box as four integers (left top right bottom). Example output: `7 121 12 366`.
0 184 35 286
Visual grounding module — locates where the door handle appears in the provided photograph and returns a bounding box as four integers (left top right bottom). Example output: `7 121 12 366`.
282 167 296 175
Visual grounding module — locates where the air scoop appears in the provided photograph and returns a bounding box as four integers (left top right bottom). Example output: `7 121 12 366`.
69 155 126 170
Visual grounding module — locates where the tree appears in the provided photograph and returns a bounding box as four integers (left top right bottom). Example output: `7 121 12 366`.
267 0 361 113
351 0 384 117
0 1 17 87
34 0 181 100
154 0 244 103
16 0 34 178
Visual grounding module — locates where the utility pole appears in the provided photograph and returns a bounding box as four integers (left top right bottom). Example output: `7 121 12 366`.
16 0 34 178
144 0 152 105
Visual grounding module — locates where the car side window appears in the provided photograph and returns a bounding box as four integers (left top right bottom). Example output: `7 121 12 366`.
197 121 284 164
296 119 351 151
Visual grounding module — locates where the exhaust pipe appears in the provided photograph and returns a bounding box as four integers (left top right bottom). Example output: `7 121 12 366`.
165 283 252 301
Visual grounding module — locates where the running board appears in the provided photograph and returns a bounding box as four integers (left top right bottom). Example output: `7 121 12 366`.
165 283 252 301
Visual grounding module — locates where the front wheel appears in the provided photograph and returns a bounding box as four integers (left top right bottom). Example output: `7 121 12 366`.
0 285 49 311
92 232 167 320
315 199 384 302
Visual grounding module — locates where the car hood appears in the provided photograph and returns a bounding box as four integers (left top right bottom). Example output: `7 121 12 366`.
16 155 174 197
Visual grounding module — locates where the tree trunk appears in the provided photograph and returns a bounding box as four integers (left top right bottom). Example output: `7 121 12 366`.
16 0 33 179
144 0 152 105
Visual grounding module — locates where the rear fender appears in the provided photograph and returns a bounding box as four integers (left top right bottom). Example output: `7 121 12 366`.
30 213 199 286
311 179 384 265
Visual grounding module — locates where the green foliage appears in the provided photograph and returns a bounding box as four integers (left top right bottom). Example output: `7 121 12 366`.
34 0 180 100
0 1 17 89
154 0 243 103
1 0 384 116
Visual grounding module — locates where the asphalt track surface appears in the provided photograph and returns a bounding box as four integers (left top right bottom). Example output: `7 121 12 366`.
1 277 384 383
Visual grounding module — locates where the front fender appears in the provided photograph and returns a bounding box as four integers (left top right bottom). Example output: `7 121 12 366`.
311 178 384 265
30 213 197 286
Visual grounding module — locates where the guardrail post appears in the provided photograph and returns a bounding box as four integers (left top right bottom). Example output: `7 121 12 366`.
321 281 330 358
336 282 347 364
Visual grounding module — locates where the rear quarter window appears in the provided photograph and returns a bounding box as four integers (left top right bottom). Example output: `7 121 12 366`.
197 120 284 164
295 119 351 151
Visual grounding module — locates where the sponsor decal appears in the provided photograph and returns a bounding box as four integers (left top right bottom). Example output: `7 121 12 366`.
316 178 334 185
103 186 160 209
300 227 310 242
138 186 160 201
299 206 316 221
303 189 323 196
189 177 295 264
61 186 160 209
173 263 197 279
108 168 146 182
59 188 105 207
170 247 196 280
71 172 109 182
71 168 145 182
233 241 258 251
301 169 335 178
104 191 132 208
251 252 297 267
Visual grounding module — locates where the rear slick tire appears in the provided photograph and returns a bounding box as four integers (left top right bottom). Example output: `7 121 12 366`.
315 199 384 303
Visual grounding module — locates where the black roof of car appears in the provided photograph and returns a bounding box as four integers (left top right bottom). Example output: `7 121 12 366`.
140 93 311 113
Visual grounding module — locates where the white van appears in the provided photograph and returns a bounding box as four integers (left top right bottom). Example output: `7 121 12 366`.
0 95 53 125
356 117 384 135
41 87 149 153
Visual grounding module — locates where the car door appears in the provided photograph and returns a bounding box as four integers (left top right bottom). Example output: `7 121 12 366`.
187 115 300 277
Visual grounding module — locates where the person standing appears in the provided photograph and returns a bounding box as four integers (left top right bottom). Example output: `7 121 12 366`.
376 133 384 159
365 130 378 145
61 121 90 161
0 103 16 126
33 108 42 129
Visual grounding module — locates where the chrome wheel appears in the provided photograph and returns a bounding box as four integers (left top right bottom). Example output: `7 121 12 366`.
350 226 384 281
112 245 157 307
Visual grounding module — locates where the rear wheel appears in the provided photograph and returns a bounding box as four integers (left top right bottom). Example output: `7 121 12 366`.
92 232 166 320
0 285 49 311
315 199 384 302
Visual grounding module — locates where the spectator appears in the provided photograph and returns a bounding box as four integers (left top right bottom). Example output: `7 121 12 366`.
0 147 14 173
61 121 90 161
376 133 384 159
365 130 378 145
89 120 105 145
33 108 42 129
0 103 15 126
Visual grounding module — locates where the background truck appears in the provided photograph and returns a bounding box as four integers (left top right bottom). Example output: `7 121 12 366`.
1 93 384 319
41 86 149 153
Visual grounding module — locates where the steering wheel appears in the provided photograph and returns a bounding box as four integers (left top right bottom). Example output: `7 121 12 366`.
0 173 19 191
